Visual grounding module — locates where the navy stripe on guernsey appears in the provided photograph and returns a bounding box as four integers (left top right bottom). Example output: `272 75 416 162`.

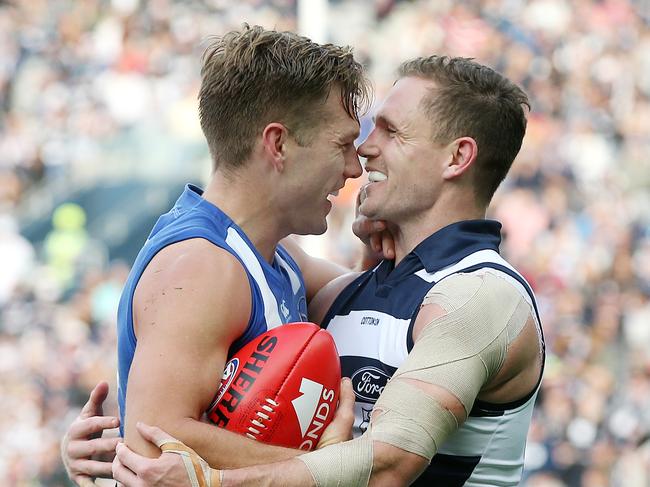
116 184 307 434
322 220 544 487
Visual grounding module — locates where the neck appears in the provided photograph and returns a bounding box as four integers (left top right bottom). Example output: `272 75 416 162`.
202 170 285 263
391 191 486 265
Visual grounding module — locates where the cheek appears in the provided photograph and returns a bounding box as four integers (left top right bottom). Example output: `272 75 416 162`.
321 152 345 180
332 147 347 166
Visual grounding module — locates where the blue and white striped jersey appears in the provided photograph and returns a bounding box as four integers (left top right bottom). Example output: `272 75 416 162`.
116 184 306 432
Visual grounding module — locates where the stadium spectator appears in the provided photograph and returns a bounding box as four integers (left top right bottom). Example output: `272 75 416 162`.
2 0 649 485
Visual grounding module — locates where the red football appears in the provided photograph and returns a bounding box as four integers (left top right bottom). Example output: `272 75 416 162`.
206 322 341 451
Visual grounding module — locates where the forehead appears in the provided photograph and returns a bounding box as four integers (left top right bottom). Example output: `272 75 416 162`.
321 92 360 138
377 76 435 123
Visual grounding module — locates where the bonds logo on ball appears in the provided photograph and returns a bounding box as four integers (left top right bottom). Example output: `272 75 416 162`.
291 377 337 450
206 323 341 450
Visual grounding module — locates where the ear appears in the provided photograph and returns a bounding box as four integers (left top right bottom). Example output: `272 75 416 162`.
441 137 478 180
262 122 289 171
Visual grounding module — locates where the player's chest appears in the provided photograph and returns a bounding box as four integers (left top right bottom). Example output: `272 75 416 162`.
324 276 435 401
326 308 412 404
325 276 433 360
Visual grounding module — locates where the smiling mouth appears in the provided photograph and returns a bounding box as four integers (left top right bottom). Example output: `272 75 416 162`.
367 170 387 182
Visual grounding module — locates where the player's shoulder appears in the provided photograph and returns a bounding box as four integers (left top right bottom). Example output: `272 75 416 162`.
428 270 526 307
139 239 249 309
414 270 531 341
152 237 246 283
134 238 251 339
308 271 363 325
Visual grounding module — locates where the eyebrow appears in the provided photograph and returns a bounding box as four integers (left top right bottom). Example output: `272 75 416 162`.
372 113 397 128
341 125 360 143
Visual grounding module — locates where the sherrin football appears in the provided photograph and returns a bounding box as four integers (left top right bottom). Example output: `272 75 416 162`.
206 322 341 451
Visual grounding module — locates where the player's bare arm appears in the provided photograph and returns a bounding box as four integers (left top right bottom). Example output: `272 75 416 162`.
125 238 298 468
113 379 357 487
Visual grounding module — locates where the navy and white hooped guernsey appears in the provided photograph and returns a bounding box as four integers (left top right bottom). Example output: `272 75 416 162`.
116 184 307 433
323 220 545 487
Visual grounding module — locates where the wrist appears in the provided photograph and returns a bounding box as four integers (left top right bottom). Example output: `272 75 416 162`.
211 468 223 487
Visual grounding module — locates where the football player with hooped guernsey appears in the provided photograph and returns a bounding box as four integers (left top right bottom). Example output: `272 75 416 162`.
111 56 545 487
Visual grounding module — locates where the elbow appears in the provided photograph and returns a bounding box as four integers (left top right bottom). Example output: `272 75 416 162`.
369 470 412 487
125 414 195 458
370 442 428 487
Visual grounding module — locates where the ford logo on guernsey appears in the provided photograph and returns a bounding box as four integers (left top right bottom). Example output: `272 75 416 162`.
351 366 391 401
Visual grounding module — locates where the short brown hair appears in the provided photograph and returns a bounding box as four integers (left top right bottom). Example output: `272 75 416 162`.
399 56 530 205
199 24 371 170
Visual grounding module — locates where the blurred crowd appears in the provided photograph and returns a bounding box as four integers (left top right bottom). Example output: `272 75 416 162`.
1 0 649 485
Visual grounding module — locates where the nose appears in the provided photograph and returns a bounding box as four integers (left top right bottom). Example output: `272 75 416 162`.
344 147 363 180
357 131 379 161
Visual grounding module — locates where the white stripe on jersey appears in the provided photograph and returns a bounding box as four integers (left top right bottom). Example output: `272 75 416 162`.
438 390 538 487
226 228 283 329
275 252 302 295
415 249 507 282
416 249 542 332
327 310 410 369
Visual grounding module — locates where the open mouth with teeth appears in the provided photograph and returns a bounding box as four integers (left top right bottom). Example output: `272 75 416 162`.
368 170 387 182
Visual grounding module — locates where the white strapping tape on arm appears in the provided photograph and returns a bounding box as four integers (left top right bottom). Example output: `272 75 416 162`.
155 437 221 487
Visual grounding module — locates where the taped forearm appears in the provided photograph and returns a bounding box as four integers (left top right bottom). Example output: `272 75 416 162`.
298 433 373 487
296 380 458 487
372 380 458 461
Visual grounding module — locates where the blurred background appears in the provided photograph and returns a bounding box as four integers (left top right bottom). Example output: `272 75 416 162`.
1 0 649 485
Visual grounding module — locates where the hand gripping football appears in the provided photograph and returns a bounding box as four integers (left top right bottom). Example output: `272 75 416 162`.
206 322 341 451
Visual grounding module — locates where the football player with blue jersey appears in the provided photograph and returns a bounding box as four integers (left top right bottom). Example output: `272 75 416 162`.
62 24 374 487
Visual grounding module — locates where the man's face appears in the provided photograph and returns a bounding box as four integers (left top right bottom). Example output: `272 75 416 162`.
285 93 362 235
357 77 449 225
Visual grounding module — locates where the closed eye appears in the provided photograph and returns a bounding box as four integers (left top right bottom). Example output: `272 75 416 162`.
373 114 399 136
